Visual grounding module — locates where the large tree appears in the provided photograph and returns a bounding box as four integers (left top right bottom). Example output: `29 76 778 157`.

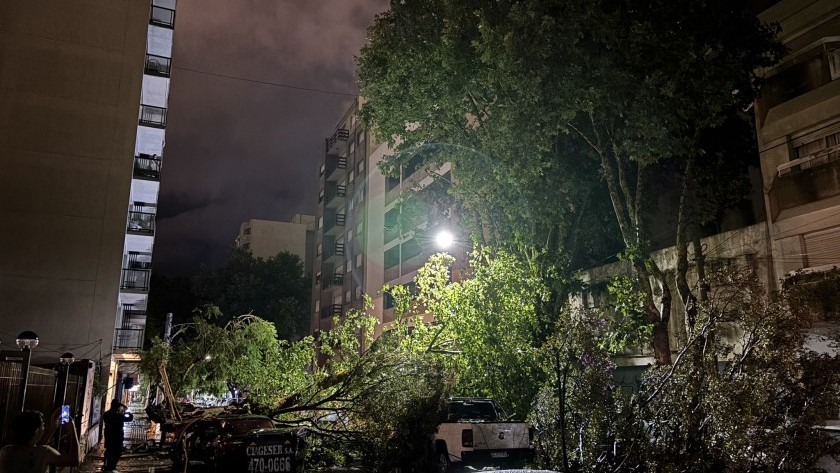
192 248 311 340
358 0 782 363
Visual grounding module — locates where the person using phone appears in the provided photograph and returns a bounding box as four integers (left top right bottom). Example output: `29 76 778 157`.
0 409 81 473
102 399 133 472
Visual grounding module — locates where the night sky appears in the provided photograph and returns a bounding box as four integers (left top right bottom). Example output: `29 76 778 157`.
153 0 390 275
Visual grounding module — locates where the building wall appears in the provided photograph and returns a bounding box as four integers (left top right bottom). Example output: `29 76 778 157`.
235 216 316 274
756 0 840 283
0 0 150 364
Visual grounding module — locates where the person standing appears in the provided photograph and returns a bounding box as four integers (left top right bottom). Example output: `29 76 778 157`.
0 409 80 473
102 399 133 472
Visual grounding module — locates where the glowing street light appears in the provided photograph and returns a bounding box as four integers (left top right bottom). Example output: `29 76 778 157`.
435 230 455 249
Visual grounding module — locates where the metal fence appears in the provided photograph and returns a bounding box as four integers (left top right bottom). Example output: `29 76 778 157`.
0 363 57 445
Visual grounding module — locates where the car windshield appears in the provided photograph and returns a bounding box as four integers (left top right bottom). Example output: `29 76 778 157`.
450 401 497 421
230 418 273 435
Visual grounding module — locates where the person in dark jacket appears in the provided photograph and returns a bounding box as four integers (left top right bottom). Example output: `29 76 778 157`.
102 400 133 472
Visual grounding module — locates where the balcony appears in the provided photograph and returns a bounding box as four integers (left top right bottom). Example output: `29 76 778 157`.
133 154 161 180
139 105 167 128
114 328 144 350
769 148 840 220
121 304 147 324
324 154 348 180
127 206 155 235
150 5 175 28
323 210 346 235
323 272 344 289
326 128 349 154
144 54 172 77
320 304 343 319
324 181 347 207
121 251 152 291
323 242 345 262
760 40 840 115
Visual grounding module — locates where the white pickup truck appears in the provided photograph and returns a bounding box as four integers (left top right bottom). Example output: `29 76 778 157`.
433 398 533 472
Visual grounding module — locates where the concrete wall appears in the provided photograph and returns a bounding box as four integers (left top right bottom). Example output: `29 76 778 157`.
0 0 149 363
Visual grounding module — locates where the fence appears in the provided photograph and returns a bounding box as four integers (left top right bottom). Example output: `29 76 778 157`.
0 360 89 447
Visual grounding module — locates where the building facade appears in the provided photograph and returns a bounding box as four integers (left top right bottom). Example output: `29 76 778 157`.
310 99 457 336
0 0 177 417
234 215 316 276
755 0 840 281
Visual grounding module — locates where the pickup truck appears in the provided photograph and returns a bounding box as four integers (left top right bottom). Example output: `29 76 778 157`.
433 398 533 472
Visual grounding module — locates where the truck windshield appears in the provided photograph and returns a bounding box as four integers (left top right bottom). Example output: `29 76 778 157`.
450 401 497 421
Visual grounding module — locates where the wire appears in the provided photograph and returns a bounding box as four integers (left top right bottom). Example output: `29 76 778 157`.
172 65 357 97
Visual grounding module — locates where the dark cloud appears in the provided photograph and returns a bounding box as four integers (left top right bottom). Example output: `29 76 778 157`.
153 0 389 276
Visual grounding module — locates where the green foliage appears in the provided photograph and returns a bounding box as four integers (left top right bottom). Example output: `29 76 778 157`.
192 248 310 340
605 277 654 353
623 269 840 472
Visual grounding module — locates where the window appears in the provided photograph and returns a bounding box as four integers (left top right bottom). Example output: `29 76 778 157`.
356 253 363 267
349 199 354 211
318 216 323 229
358 132 365 145
348 232 354 243
385 246 399 269
317 244 322 256
346 290 352 302
355 287 363 300
315 272 321 285
318 188 324 203
349 141 355 154
384 291 395 309
401 238 422 261
387 175 400 191
315 300 320 312
319 163 325 176
336 264 345 274
349 170 355 183
334 295 343 305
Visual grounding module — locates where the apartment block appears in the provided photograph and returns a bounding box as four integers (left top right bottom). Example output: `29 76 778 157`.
756 0 840 282
234 215 316 276
0 0 177 410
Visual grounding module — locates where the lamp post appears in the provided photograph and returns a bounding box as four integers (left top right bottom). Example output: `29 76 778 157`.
15 330 39 411
54 352 75 463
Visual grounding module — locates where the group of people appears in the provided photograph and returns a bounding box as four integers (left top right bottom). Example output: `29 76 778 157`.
0 400 133 473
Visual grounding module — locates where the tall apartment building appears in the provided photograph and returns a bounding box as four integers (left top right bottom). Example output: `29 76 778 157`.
756 0 840 283
311 99 456 335
234 215 317 276
0 0 177 406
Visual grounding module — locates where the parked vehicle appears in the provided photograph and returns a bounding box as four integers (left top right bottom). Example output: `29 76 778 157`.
433 398 533 472
170 414 279 472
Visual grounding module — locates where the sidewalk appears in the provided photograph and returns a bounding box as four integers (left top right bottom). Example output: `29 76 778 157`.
77 400 172 473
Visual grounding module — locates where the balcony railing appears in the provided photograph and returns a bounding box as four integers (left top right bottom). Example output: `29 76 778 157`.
324 154 348 179
114 328 145 350
121 269 151 291
324 212 346 233
323 273 345 289
139 105 167 128
326 129 349 154
150 5 175 28
769 150 840 220
144 54 172 77
320 304 343 319
324 182 347 206
133 154 161 180
127 210 155 234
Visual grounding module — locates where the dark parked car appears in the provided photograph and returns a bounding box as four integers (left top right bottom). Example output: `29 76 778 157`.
171 414 299 472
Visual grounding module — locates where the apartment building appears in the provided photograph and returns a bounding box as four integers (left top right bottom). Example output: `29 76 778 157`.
310 99 457 335
234 215 316 276
0 0 177 410
755 0 840 283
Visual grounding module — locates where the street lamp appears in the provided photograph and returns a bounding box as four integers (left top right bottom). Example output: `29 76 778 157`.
16 330 39 411
55 352 75 455
435 230 455 250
